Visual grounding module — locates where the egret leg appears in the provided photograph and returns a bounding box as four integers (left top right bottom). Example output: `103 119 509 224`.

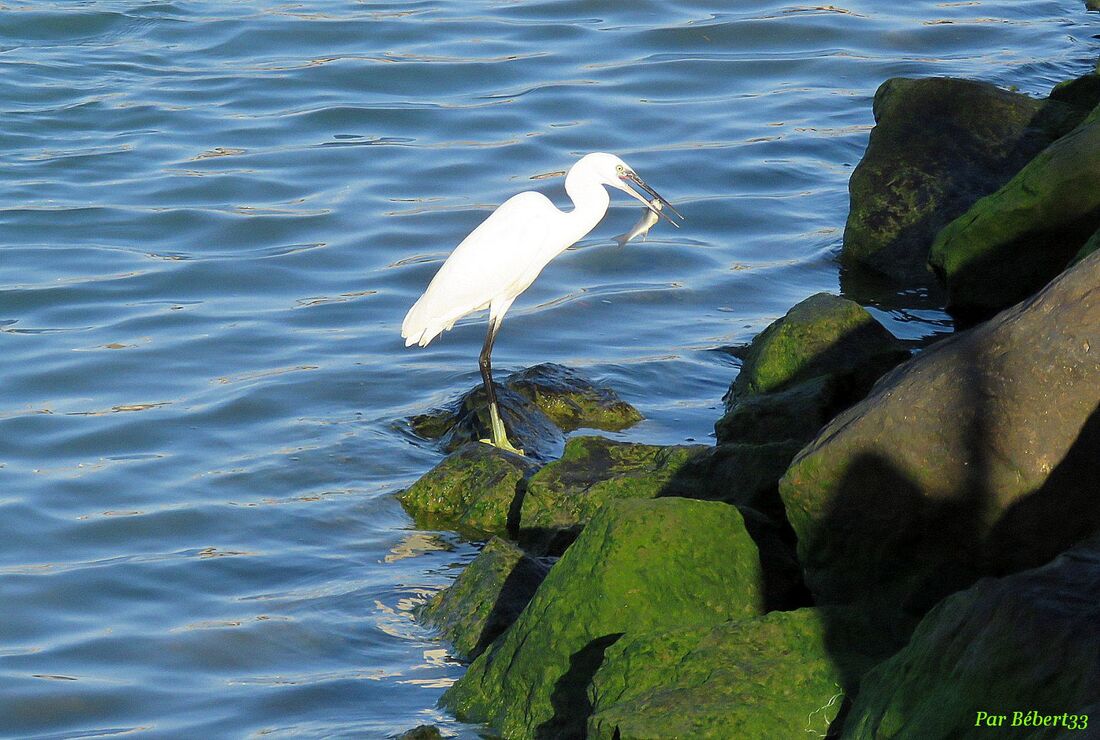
478 315 523 455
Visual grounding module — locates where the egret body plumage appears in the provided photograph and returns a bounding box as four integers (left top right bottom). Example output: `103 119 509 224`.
401 152 682 453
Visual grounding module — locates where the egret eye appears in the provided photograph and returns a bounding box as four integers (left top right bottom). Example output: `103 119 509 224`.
616 165 624 173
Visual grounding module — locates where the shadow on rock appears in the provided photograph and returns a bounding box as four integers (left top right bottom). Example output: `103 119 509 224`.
535 633 624 740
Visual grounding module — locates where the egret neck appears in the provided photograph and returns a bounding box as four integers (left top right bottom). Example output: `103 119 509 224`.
559 160 613 251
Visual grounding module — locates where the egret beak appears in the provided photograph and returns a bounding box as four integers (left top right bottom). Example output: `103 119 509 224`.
621 172 684 226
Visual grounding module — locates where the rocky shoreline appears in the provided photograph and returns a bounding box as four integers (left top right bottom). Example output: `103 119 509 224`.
396 48 1100 740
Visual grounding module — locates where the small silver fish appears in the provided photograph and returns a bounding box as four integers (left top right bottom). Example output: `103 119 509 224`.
614 198 663 246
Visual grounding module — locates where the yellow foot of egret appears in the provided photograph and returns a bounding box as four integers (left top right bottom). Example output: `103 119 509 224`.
479 437 525 455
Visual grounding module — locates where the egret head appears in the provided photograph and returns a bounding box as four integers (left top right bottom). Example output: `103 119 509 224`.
578 153 684 226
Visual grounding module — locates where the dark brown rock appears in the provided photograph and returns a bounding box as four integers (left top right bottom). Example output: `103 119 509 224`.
780 250 1100 612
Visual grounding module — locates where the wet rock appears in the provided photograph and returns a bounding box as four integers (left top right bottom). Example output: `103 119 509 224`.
779 250 1100 612
928 117 1100 320
843 77 1082 285
409 364 642 460
397 442 538 537
587 607 905 740
395 726 443 740
843 539 1100 739
720 294 907 448
442 498 766 738
505 363 644 432
410 384 562 461
419 537 550 661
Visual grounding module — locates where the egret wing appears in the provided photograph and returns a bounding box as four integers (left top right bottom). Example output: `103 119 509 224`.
402 191 560 346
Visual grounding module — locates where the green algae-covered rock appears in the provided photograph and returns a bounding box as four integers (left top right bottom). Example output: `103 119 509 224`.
409 364 642 460
518 436 707 535
779 250 1100 611
842 540 1100 739
442 498 766 738
419 537 549 661
397 443 538 537
928 118 1100 319
505 363 644 432
843 77 1081 284
725 293 907 409
588 608 901 740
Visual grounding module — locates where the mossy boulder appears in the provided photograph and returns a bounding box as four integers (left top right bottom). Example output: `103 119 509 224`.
843 77 1082 284
720 294 907 446
397 443 538 537
842 539 1100 739
517 435 807 606
419 537 550 661
928 118 1100 320
779 250 1100 612
587 607 903 740
518 436 707 537
442 498 766 738
409 364 642 460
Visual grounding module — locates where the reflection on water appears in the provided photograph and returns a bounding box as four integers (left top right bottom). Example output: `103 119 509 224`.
0 0 1095 736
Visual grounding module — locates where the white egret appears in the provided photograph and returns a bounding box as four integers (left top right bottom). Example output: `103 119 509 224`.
401 152 683 454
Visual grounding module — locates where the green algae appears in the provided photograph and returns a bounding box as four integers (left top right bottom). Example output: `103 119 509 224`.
518 436 707 533
419 537 548 661
727 293 906 406
441 498 766 738
397 442 538 537
928 119 1100 316
588 608 896 740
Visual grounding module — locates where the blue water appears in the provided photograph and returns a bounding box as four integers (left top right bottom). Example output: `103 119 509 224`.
1 1 1095 737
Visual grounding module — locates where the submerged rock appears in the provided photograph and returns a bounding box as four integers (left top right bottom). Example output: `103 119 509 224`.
780 250 1100 612
843 77 1082 285
928 116 1100 320
397 443 538 537
842 539 1100 739
442 498 766 738
395 726 444 740
409 363 642 460
419 537 549 661
588 607 905 740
